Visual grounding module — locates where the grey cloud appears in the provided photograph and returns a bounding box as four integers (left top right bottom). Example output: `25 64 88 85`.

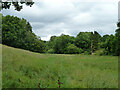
2 1 118 41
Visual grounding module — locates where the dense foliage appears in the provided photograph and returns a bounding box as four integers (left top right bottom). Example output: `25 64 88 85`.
2 15 120 56
2 15 45 53
75 32 91 53
0 13 1 43
115 22 120 55
1 1 34 11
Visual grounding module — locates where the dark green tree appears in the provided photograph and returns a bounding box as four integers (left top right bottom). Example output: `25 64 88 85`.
102 22 120 56
53 34 75 54
100 34 110 48
2 15 45 53
65 43 80 54
91 31 101 53
1 0 34 11
75 32 91 53
115 22 120 55
0 13 2 43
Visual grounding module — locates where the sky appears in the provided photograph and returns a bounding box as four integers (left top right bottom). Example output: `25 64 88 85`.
2 0 119 41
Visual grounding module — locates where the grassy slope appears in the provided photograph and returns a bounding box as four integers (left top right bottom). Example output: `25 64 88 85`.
2 45 118 88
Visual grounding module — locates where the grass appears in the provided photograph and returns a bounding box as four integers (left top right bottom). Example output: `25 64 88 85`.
2 45 118 88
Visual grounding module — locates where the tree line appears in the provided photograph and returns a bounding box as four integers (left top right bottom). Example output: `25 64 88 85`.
2 15 120 56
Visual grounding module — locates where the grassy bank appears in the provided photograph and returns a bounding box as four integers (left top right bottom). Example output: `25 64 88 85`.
2 45 118 88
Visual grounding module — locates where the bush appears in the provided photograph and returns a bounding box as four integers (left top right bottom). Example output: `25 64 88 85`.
79 48 84 54
93 49 104 56
46 49 54 54
65 44 80 54
84 50 91 55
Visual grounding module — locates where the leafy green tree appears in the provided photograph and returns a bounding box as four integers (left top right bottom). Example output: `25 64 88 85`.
1 0 34 11
31 39 45 53
103 35 115 55
91 31 101 53
115 22 120 55
48 36 57 49
100 35 110 48
0 13 2 43
53 34 75 54
75 32 91 53
65 43 80 54
101 34 117 56
102 22 120 56
2 15 45 53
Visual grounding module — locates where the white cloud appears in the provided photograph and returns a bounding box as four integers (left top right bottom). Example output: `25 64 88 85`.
41 34 52 41
72 13 94 24
2 0 118 41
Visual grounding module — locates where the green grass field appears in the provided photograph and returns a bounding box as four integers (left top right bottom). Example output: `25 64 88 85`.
2 45 118 88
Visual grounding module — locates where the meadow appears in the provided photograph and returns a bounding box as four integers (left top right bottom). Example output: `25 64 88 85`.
2 45 118 88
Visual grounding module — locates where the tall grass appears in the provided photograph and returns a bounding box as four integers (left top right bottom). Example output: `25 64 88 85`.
2 45 118 88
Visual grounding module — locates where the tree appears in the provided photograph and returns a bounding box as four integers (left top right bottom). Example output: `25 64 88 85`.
1 0 34 11
75 32 91 53
91 31 101 53
53 34 75 54
115 22 120 55
48 36 57 49
100 34 110 48
102 22 120 56
0 13 2 43
65 43 80 54
2 15 45 53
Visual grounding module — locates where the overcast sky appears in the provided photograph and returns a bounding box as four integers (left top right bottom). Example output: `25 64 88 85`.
2 0 119 41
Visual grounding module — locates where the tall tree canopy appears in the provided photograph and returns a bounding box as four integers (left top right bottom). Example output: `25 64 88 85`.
91 31 101 53
101 22 120 56
53 34 74 54
0 13 2 43
75 32 91 53
2 15 45 53
115 22 120 55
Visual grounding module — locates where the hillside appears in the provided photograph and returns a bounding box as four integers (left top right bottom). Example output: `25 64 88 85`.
2 45 118 88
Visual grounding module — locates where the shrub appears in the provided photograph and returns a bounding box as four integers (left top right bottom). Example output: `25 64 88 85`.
79 48 84 54
84 50 91 55
65 44 80 54
46 49 54 54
